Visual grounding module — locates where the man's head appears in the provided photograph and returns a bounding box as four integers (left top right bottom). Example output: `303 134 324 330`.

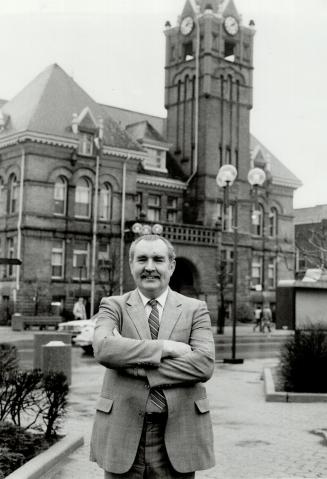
129 235 176 299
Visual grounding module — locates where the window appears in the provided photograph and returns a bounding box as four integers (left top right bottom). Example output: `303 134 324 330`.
51 240 65 278
252 204 264 236
98 243 110 266
54 177 67 215
73 241 89 279
221 248 234 285
79 133 94 156
8 174 18 214
268 257 276 289
99 183 112 221
251 255 263 289
0 238 4 279
217 203 235 232
167 197 178 223
224 41 235 62
147 195 161 222
183 42 194 61
136 193 143 219
75 178 91 218
7 237 15 277
0 177 4 215
269 208 278 237
144 148 166 171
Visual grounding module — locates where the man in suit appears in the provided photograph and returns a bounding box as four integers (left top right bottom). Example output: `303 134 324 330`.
90 234 215 478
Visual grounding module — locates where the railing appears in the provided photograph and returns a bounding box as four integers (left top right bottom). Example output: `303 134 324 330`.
163 223 217 245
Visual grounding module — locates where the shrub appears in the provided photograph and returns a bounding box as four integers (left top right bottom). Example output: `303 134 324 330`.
42 371 69 438
280 325 327 393
0 343 18 381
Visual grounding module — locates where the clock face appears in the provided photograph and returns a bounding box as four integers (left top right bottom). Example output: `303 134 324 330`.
224 16 239 36
180 16 194 36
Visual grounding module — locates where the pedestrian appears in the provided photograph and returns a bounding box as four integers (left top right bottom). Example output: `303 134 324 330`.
253 305 263 332
73 297 87 320
90 234 215 478
262 304 272 334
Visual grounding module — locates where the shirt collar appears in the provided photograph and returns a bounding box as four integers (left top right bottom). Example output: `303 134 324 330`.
138 288 169 309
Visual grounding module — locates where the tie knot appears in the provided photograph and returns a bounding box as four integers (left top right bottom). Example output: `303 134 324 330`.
148 299 158 309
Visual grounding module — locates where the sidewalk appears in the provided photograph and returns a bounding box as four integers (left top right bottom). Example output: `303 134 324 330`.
3 326 326 479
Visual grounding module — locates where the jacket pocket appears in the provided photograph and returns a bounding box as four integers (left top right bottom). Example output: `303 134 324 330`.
195 397 210 414
96 397 113 413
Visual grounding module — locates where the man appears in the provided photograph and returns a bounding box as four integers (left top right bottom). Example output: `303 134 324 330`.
90 234 215 478
253 305 263 332
262 304 272 334
73 297 87 320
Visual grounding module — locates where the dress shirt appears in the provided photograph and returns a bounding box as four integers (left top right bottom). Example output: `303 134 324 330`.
138 288 169 323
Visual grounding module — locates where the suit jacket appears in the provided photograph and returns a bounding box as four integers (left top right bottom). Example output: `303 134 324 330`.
90 288 215 474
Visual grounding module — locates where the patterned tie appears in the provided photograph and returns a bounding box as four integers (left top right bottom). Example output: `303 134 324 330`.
148 299 167 412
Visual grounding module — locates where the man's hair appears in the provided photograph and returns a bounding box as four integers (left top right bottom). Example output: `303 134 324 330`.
129 234 176 262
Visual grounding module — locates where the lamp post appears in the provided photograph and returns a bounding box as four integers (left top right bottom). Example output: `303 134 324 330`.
216 165 266 364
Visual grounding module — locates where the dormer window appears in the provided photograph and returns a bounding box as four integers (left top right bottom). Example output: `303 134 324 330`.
144 147 167 172
224 41 235 62
79 132 94 156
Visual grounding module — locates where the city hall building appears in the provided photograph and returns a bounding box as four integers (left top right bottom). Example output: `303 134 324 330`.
0 0 301 323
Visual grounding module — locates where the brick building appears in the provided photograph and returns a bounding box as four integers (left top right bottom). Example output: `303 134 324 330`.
0 0 301 323
294 205 327 279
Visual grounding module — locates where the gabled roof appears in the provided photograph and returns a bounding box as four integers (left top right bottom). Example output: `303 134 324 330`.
100 104 166 137
250 135 302 189
294 205 327 225
126 121 168 147
0 64 141 152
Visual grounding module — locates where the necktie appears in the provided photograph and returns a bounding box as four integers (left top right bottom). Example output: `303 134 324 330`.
148 299 167 411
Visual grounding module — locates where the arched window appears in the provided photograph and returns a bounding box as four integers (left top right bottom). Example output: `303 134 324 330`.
0 177 5 215
54 176 67 215
75 177 91 218
8 174 18 214
252 204 264 236
99 183 112 221
269 207 278 237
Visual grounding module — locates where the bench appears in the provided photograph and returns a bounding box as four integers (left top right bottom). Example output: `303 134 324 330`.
11 315 62 332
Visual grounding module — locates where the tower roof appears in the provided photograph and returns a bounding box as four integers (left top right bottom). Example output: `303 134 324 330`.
0 63 141 151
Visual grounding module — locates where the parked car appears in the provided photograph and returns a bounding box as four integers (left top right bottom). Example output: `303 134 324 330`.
58 318 92 341
73 317 97 354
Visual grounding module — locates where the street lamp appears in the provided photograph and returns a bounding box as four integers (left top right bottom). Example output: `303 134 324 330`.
216 165 266 364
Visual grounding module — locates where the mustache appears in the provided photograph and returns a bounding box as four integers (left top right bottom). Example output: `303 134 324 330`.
141 273 160 278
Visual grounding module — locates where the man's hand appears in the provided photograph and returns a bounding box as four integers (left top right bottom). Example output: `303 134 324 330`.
162 340 192 358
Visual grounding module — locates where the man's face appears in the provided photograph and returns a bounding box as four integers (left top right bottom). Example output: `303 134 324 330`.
129 238 176 298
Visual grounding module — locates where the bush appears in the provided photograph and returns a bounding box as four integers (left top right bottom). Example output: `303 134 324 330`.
0 343 18 382
280 325 327 393
0 422 56 476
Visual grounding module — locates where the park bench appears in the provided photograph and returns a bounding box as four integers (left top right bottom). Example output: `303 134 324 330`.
11 315 62 332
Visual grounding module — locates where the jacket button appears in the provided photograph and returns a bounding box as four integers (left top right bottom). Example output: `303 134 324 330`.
144 384 150 389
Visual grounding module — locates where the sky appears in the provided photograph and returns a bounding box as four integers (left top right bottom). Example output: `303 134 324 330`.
0 0 326 209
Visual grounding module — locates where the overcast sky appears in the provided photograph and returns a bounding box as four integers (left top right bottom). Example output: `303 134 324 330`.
0 0 326 209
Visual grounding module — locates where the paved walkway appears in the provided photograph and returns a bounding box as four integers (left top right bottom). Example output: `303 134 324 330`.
3 326 327 478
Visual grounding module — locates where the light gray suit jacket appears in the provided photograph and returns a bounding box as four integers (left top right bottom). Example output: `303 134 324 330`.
90 288 215 474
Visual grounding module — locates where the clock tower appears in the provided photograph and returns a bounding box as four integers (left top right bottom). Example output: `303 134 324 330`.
164 0 255 225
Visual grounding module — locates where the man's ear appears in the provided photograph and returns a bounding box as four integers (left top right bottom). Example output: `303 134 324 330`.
169 260 176 274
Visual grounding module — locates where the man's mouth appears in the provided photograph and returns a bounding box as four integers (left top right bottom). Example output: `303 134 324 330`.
141 275 159 280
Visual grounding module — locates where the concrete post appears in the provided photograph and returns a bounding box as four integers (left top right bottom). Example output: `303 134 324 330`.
33 332 71 369
41 341 72 385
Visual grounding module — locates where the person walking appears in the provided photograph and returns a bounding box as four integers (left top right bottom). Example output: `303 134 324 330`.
90 234 215 478
262 304 272 334
73 297 87 320
253 305 263 332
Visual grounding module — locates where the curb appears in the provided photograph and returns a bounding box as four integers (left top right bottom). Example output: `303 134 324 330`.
264 368 327 402
6 433 84 479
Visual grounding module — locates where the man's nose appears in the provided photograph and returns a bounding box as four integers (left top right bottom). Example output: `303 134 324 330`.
144 259 155 270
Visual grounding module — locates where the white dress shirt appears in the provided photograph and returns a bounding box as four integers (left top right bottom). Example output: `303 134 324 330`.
138 288 169 323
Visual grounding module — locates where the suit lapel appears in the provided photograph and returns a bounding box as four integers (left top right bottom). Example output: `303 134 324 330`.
126 289 151 339
158 289 182 340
